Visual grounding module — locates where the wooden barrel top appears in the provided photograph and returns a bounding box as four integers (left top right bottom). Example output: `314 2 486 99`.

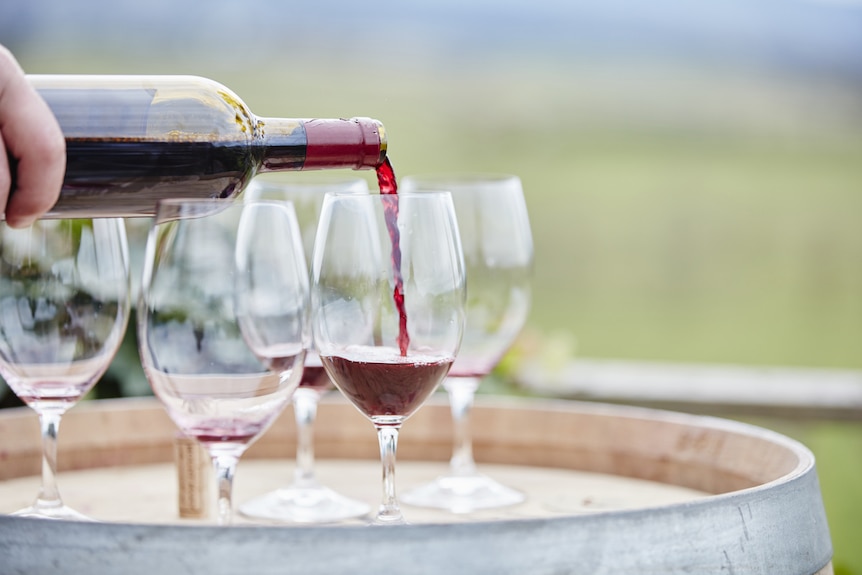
0 396 833 574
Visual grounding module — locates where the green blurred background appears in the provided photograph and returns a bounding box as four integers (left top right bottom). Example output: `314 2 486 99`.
1 0 861 570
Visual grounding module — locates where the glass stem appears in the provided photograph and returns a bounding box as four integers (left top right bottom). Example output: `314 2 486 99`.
211 451 240 526
35 408 65 511
374 423 404 525
444 377 481 477
292 389 319 488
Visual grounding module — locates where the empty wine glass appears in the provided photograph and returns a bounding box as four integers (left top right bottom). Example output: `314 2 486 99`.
400 174 533 513
312 191 465 525
138 199 307 525
238 177 371 523
0 218 130 520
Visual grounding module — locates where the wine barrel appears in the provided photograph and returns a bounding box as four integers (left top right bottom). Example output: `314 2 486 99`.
0 396 832 574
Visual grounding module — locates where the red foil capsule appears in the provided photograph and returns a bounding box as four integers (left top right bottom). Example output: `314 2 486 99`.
304 117 387 170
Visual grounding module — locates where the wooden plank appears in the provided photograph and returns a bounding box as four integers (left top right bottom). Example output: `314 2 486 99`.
516 358 862 420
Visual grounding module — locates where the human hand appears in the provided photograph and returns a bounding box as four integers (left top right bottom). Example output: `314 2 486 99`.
0 45 65 227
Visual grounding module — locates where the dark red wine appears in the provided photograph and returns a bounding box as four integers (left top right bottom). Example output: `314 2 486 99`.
57 137 289 218
446 356 499 379
192 422 261 445
321 346 452 419
376 157 410 356
299 365 333 393
376 155 398 195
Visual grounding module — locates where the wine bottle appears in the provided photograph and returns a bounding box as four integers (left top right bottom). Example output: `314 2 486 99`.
25 75 387 218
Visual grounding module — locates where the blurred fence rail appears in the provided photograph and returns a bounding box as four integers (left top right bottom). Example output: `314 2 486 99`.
517 359 862 421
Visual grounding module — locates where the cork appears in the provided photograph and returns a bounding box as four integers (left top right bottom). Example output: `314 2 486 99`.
174 435 210 519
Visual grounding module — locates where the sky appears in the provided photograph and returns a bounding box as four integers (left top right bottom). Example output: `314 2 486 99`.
2 0 861 82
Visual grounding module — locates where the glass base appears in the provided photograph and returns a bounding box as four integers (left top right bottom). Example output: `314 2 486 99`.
239 484 370 524
12 503 95 521
371 508 408 526
401 473 525 514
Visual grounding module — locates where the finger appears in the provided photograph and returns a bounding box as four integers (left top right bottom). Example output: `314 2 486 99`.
0 134 9 214
0 46 66 228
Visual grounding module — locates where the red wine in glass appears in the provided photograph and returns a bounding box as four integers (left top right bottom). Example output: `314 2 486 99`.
299 355 334 393
259 348 330 393
193 423 264 445
321 346 452 419
299 365 331 392
312 187 465 525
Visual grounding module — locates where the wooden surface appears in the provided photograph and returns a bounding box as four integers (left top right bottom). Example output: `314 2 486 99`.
517 358 862 420
0 459 708 525
0 394 804 494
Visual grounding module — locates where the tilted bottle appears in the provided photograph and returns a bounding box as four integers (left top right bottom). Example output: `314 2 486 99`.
26 75 387 218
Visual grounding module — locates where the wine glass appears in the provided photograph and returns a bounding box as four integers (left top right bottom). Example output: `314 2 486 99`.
400 174 533 513
138 198 307 525
238 177 371 523
0 218 130 520
312 191 466 525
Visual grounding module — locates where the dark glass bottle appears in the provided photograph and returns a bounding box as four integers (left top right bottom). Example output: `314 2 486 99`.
27 75 387 218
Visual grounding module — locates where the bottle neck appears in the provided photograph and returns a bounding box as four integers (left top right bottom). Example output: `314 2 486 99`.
257 117 387 173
